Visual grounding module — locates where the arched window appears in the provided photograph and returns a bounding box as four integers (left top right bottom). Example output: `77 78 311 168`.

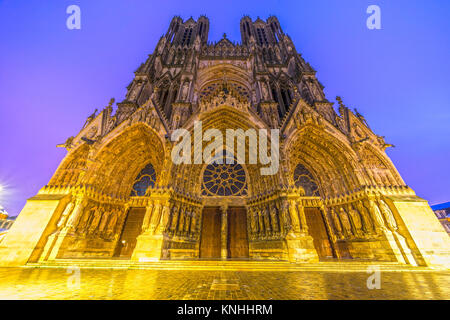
130 163 156 196
271 23 279 43
256 28 268 46
159 87 169 107
245 22 251 37
271 85 283 119
281 87 292 110
293 164 320 196
181 27 193 46
201 152 248 196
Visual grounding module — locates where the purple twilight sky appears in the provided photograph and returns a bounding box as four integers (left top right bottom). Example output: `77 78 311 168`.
0 0 449 216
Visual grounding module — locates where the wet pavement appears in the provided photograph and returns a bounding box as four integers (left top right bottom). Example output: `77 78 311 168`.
0 267 448 300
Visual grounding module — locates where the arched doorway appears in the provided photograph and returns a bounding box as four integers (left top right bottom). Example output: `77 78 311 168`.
293 163 334 259
199 153 249 259
114 163 157 258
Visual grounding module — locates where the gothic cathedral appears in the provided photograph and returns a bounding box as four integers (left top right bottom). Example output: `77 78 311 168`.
1 16 449 268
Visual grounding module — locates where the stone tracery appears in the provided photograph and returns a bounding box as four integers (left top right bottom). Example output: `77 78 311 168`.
130 163 157 197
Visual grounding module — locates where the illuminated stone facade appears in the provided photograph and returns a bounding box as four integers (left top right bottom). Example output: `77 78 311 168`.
1 16 449 268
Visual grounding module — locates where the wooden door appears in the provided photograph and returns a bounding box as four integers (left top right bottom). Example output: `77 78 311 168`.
304 207 334 259
227 206 249 259
114 207 146 258
199 207 222 259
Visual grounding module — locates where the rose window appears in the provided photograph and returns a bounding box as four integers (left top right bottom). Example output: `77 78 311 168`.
202 161 248 196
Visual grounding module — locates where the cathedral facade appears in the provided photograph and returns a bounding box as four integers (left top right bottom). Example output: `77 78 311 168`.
1 16 449 267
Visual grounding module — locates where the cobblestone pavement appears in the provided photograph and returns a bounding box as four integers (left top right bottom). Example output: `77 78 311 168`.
0 267 448 299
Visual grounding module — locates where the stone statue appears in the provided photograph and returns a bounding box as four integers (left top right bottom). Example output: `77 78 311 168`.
98 209 111 233
76 206 96 233
349 207 363 236
181 81 190 100
105 210 118 238
368 200 386 231
309 79 323 100
379 200 398 231
88 207 103 234
330 208 343 239
57 201 75 229
83 109 98 128
261 82 269 100
339 207 353 237
270 205 279 233
160 204 171 233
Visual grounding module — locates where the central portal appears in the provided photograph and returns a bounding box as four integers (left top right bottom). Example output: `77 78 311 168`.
199 206 249 259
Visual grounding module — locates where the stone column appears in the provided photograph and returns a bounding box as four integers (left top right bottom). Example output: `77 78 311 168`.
148 202 162 235
131 195 170 262
194 206 202 240
188 206 196 239
284 198 319 263
220 203 228 260
141 202 154 234
193 206 202 258
288 200 301 234
159 203 171 234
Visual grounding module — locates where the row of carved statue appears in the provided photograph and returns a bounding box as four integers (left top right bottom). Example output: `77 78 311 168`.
247 199 290 240
327 198 399 241
201 43 250 58
56 198 126 241
246 195 401 245
54 191 401 257
142 199 202 241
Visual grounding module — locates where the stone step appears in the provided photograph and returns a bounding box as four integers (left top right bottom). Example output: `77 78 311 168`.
25 259 437 272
